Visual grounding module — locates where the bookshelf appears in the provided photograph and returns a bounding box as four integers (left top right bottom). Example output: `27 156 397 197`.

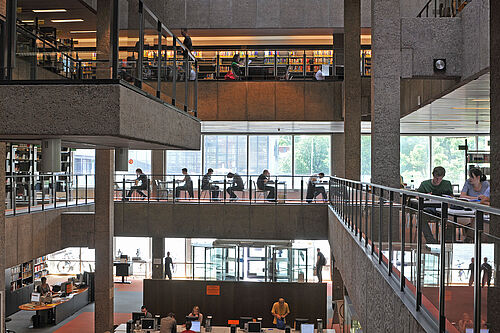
34 256 49 281
466 151 490 178
361 49 371 76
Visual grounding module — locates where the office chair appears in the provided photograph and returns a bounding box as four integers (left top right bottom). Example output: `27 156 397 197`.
252 180 266 202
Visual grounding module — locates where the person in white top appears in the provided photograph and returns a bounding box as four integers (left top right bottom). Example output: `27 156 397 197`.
315 69 325 80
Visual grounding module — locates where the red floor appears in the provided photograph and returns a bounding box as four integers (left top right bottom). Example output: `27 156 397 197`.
113 278 144 292
54 312 131 333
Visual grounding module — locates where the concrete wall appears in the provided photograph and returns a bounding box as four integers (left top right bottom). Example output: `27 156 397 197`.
115 202 329 240
4 205 94 268
156 0 372 30
328 207 432 332
0 83 201 150
460 0 489 79
401 17 463 78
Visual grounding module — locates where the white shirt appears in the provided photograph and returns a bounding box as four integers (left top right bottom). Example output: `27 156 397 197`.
315 70 325 80
189 69 196 81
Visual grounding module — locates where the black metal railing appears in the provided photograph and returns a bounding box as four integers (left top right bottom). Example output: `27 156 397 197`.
6 174 95 216
417 0 470 17
113 173 331 205
329 176 500 333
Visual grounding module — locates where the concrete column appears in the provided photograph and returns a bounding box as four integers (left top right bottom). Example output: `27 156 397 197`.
94 149 114 333
488 0 500 327
331 134 345 178
0 0 5 17
343 0 361 181
152 237 165 279
152 150 166 198
96 0 113 79
370 0 401 188
0 143 6 333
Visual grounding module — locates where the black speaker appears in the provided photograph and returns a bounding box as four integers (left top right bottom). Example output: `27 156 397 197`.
231 324 237 333
285 326 291 333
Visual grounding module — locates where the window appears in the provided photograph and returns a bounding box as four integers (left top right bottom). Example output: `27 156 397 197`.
361 135 371 182
126 150 151 174
293 135 331 176
203 135 247 174
431 137 476 187
400 136 430 187
166 150 201 175
248 135 292 175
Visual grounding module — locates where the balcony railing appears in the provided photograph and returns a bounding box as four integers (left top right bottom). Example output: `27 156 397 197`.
1 0 198 117
329 176 500 333
417 0 470 17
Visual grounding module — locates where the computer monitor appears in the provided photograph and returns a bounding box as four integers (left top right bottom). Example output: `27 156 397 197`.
141 318 156 330
301 324 314 333
186 316 198 322
31 292 40 303
191 321 201 332
239 317 253 329
248 322 261 333
132 312 145 322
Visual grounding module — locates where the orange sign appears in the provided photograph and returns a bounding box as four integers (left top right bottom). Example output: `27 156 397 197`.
206 285 220 296
128 159 134 164
228 320 239 326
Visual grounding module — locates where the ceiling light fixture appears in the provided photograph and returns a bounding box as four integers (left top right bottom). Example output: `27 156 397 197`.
70 30 96 34
21 20 34 23
433 58 446 72
471 99 490 102
33 9 67 13
51 19 84 23
451 107 490 110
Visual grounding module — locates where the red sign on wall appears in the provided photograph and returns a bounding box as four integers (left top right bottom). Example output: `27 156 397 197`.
206 285 220 296
128 159 134 164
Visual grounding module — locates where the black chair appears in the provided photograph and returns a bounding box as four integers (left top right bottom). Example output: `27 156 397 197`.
5 317 16 333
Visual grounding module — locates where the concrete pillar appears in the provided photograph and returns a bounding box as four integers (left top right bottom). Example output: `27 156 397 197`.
488 0 500 327
96 0 113 79
152 237 165 279
0 143 6 333
331 134 345 178
94 149 114 333
0 0 5 17
370 0 401 188
152 150 166 198
343 0 361 181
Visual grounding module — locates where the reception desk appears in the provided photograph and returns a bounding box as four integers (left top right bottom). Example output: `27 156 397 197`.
19 287 89 326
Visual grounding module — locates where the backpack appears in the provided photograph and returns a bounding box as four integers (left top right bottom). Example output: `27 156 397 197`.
320 253 326 266
276 318 285 330
225 70 236 80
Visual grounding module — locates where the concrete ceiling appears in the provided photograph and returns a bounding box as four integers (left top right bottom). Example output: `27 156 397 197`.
400 73 490 135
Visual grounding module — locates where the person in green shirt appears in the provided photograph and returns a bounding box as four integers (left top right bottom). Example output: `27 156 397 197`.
417 166 453 196
416 166 452 244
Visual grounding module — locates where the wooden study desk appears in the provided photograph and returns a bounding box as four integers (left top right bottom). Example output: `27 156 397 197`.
19 287 89 326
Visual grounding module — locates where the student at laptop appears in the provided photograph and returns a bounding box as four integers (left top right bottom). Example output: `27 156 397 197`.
182 321 196 333
160 313 177 333
188 305 203 323
36 277 51 296
417 166 453 196
141 305 153 318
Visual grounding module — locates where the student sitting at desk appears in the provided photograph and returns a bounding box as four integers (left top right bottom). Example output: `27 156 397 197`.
226 172 244 201
460 168 490 201
160 312 177 333
202 168 219 200
306 173 327 203
182 321 196 333
257 169 276 201
125 168 148 200
36 277 51 296
188 305 203 323
175 168 194 199
417 166 453 196
141 305 153 318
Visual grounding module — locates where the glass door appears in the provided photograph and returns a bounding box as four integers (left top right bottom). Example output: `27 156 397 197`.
291 248 308 282
272 247 292 282
205 246 237 281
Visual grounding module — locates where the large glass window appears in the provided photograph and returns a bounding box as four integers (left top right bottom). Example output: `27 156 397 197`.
166 150 202 175
73 149 95 175
47 247 95 275
203 135 247 174
127 150 151 174
293 135 331 176
248 135 292 175
431 137 476 187
361 135 371 182
400 136 431 187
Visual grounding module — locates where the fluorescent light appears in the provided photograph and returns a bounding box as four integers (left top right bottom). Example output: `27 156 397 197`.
32 9 67 13
471 99 490 102
70 30 96 34
21 20 34 23
451 107 490 110
51 19 84 23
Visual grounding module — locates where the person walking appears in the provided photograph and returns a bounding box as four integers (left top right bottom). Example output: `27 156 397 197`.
316 248 326 283
165 252 174 280
468 257 475 286
481 257 492 287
